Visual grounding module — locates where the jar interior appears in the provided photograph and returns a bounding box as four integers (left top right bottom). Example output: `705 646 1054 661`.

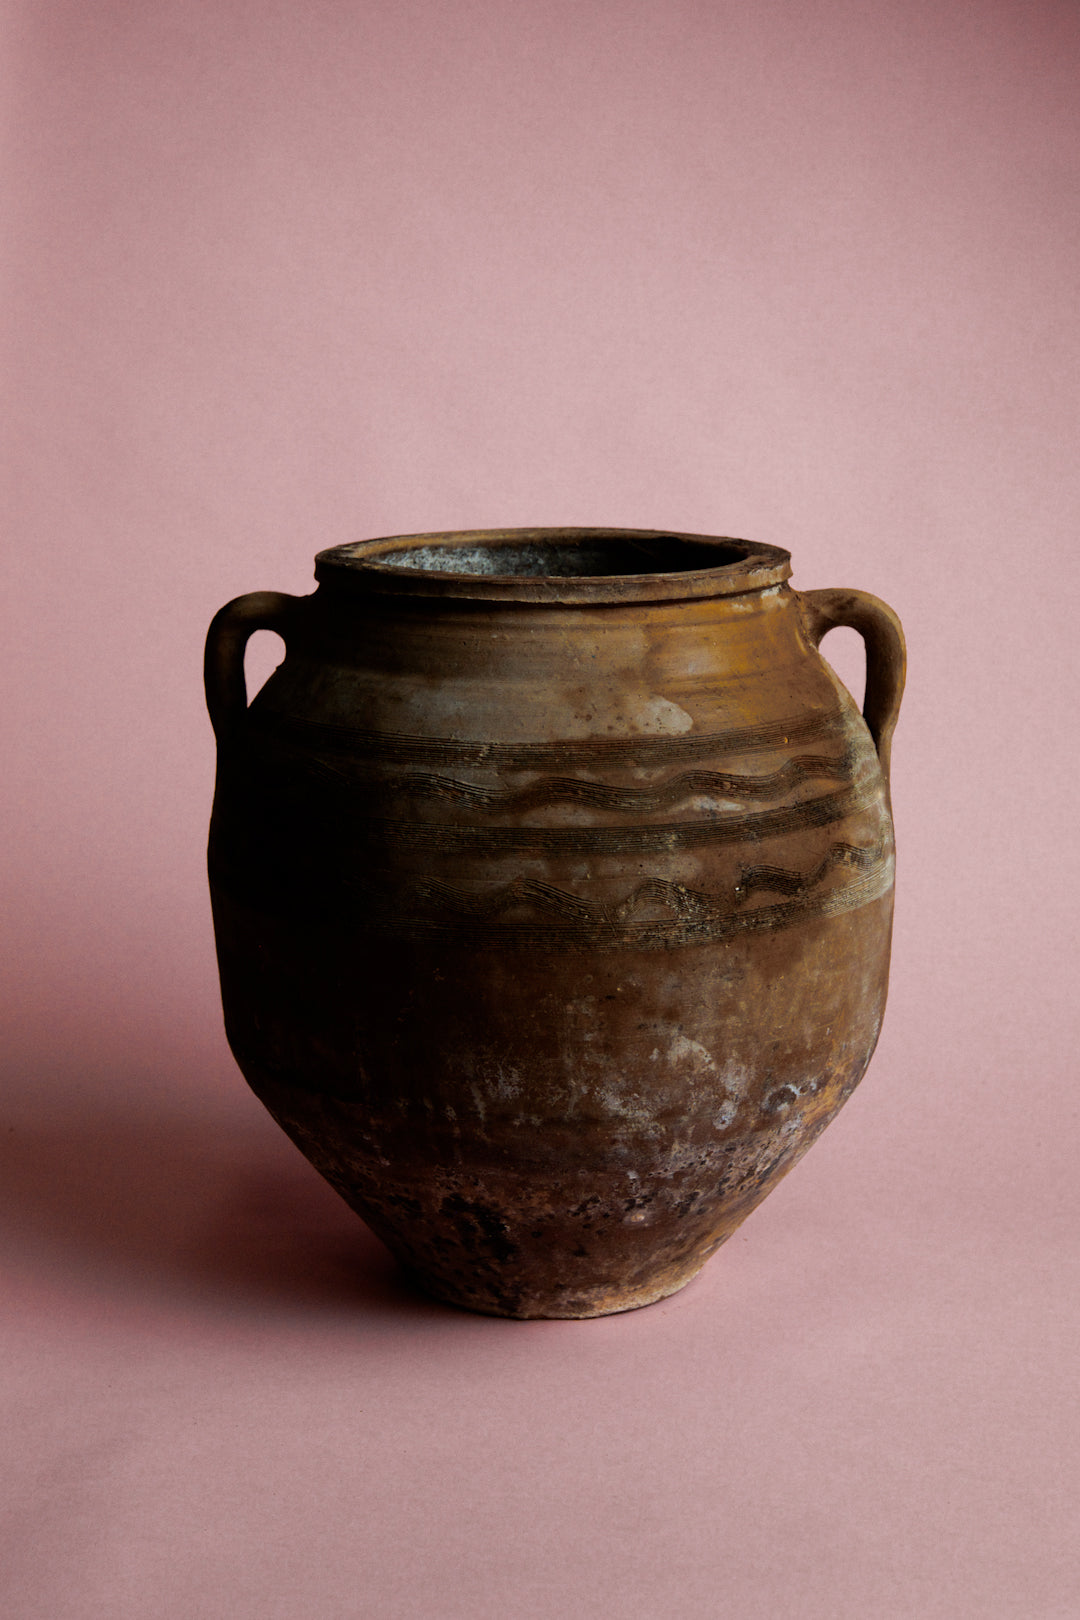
378 534 748 578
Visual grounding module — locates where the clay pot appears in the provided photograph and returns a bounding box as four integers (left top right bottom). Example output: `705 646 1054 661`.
205 528 905 1318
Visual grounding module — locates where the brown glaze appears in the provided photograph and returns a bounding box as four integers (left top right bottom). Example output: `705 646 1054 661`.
205 528 905 1318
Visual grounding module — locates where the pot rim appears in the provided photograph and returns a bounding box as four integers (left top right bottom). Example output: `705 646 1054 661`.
314 527 792 604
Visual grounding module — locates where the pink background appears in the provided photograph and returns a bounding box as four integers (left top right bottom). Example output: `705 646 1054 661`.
3 1 1078 1614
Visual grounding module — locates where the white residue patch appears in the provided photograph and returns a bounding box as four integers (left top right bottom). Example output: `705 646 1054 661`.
689 794 743 814
636 695 695 735
597 1085 653 1124
715 1061 753 1099
668 1033 719 1078
492 1065 522 1101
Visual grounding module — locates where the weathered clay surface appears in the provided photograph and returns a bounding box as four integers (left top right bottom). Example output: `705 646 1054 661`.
205 528 905 1317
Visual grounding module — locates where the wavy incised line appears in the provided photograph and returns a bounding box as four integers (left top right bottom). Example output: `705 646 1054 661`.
733 841 878 901
319 753 854 815
351 854 896 950
401 841 886 929
417 876 596 922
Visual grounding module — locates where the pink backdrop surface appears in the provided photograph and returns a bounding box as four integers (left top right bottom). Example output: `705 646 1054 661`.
3 1 1078 1615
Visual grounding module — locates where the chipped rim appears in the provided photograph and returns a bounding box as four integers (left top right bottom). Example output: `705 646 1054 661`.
314 527 792 605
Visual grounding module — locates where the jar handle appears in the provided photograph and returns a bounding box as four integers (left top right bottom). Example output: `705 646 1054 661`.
204 591 300 745
799 587 907 783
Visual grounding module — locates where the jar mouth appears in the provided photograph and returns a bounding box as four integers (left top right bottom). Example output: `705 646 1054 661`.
315 528 791 604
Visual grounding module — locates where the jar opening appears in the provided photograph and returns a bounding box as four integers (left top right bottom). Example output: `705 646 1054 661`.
315 528 791 604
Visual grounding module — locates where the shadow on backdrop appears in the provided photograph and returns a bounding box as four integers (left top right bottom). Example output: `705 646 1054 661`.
0 1074 451 1324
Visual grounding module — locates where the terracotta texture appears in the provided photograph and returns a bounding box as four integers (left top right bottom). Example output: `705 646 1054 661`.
205 528 906 1318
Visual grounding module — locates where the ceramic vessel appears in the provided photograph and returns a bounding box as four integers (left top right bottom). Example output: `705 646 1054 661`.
205 528 905 1318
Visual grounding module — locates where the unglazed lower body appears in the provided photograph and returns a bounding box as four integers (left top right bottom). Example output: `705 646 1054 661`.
213 890 891 1319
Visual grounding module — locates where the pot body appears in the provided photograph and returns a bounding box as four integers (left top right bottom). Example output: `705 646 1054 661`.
206 529 905 1317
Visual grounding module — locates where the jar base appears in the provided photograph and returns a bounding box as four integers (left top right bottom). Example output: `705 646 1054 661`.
400 1257 709 1320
